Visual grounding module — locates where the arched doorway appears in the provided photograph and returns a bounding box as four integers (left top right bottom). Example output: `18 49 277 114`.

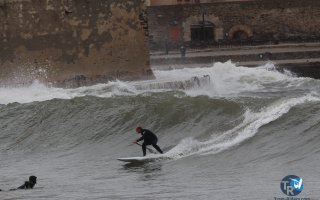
229 25 253 41
233 30 249 40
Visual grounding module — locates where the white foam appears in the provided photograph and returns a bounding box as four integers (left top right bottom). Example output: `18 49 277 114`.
150 61 313 98
164 93 320 159
0 80 140 105
0 61 315 104
182 61 304 97
0 81 73 104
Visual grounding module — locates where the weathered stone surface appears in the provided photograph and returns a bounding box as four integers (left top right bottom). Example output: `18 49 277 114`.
148 0 320 49
0 0 153 87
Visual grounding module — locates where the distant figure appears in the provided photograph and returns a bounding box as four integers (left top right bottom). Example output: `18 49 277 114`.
17 175 37 189
9 176 37 191
224 32 229 40
165 39 169 55
180 44 186 57
0 176 37 191
133 127 163 156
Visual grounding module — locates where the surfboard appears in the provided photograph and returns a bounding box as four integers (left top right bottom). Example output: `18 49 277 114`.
117 156 156 163
117 154 167 163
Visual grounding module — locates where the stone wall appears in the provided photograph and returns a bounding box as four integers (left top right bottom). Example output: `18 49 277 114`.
148 0 320 49
0 0 152 87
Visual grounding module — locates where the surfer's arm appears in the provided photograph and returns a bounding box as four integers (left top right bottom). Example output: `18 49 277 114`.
136 135 144 142
17 182 27 189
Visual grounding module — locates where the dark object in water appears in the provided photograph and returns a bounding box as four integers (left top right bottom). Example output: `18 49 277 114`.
9 176 37 191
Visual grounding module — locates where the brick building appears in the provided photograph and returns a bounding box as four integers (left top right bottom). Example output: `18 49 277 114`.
147 0 253 6
148 0 200 6
147 0 320 50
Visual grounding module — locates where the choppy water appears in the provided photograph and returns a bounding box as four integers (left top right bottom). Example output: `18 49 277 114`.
0 61 320 199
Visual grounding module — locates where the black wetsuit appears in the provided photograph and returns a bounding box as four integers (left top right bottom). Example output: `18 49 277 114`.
8 180 36 191
2 176 37 191
17 181 36 189
17 176 37 190
136 129 163 156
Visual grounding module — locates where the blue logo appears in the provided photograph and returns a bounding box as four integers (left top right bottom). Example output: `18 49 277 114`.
280 175 304 196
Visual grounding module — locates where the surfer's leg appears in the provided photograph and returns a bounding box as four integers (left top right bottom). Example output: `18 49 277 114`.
142 143 147 156
152 144 163 154
151 139 163 154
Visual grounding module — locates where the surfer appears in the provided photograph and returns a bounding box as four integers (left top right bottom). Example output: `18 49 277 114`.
17 175 37 189
9 176 37 191
133 127 163 156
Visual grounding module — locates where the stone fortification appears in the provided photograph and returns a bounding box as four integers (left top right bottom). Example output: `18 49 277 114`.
0 0 152 87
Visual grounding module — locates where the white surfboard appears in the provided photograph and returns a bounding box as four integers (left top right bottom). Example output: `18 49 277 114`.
117 154 167 163
117 157 153 163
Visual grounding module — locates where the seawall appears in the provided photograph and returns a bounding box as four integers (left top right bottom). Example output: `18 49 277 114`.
151 43 320 79
0 0 153 87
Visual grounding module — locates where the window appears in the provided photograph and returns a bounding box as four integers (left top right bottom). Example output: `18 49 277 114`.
190 21 214 42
